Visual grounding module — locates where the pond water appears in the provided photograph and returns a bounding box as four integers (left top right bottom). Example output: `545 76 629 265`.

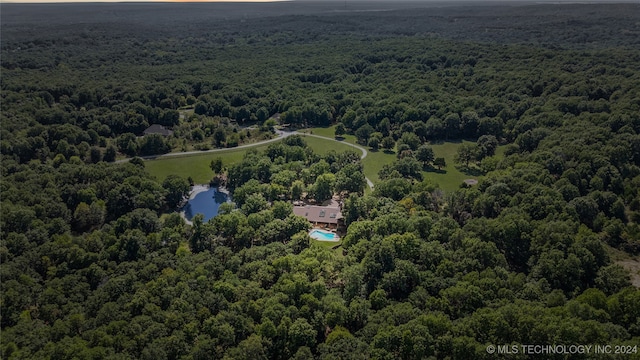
182 187 230 222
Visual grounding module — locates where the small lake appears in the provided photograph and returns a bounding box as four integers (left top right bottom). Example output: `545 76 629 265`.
182 187 230 222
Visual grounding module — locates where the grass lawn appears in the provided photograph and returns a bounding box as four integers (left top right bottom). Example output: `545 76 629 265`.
425 141 507 192
302 125 507 193
364 141 477 192
311 238 342 249
145 145 272 183
300 126 339 139
310 238 343 257
300 127 360 145
424 141 476 192
361 149 395 183
300 134 356 155
148 124 504 193
301 126 395 183
145 135 360 184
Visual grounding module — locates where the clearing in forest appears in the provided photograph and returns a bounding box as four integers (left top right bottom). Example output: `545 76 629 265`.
303 126 502 192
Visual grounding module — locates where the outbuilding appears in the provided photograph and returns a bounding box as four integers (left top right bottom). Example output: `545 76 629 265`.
143 124 174 136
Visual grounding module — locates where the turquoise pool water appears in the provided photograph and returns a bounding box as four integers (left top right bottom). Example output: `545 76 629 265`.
309 229 338 241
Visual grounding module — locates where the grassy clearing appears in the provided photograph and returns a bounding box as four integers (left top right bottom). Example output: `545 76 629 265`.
145 135 358 184
148 124 503 193
424 141 475 192
494 143 507 157
310 238 344 257
178 108 194 121
300 126 337 138
425 141 507 192
300 135 356 155
145 145 272 183
303 132 392 185
361 149 395 183
302 126 508 193
608 244 640 287
301 126 395 183
311 239 341 249
300 127 359 145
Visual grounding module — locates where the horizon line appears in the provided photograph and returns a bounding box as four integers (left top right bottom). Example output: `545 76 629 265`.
1 0 632 4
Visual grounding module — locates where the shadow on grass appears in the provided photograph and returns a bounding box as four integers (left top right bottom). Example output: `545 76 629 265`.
457 166 484 176
425 167 447 174
429 139 464 145
383 149 396 155
335 136 345 141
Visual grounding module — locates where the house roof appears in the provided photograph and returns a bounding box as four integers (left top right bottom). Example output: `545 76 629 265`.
293 205 343 224
143 124 173 136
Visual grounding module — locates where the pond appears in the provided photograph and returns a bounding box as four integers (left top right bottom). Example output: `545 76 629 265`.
182 186 230 222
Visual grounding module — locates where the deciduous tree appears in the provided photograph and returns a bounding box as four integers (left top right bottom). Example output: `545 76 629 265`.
163 175 190 209
454 143 478 168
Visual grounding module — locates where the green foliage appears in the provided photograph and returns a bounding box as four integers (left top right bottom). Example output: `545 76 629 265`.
2 3 640 359
334 123 346 137
415 145 435 166
433 157 446 170
162 174 190 209
355 125 375 145
454 143 479 168
312 173 336 203
210 157 224 174
374 178 413 201
476 135 498 160
381 136 395 151
335 164 366 195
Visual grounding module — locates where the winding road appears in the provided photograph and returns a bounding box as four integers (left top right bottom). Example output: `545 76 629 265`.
114 130 297 163
116 129 374 190
300 132 374 190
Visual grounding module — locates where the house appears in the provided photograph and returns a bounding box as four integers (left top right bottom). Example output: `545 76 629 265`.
293 205 343 229
143 124 173 136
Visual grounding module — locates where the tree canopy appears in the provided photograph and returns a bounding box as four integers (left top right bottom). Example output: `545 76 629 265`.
1 2 639 359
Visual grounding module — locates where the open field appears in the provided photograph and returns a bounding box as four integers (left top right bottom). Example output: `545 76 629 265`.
301 127 389 183
302 127 343 139
145 135 360 184
303 126 504 192
299 134 357 155
361 149 394 184
426 141 477 192
145 144 273 183
607 245 640 288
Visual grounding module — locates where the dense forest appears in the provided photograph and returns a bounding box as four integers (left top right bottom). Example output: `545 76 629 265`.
1 1 640 359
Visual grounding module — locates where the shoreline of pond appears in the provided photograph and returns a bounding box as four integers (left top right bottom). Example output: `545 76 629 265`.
180 185 231 225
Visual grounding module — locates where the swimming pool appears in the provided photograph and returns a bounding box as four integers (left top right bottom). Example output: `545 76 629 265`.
309 229 339 242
